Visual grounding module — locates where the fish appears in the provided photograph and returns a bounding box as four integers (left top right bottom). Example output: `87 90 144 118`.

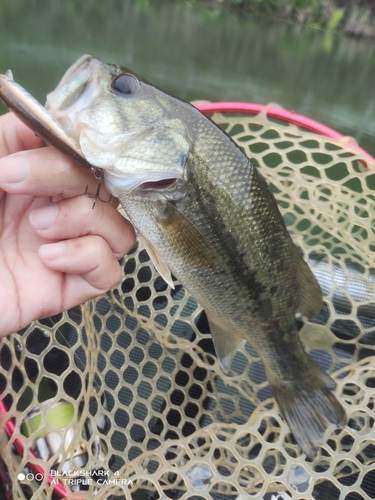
0 55 347 458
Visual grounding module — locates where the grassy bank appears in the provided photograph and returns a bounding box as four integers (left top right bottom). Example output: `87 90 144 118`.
181 0 375 38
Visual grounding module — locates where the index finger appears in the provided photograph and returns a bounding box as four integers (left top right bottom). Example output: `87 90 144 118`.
0 145 116 205
0 112 43 158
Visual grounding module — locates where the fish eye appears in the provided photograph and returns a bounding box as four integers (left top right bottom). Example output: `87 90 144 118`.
111 74 139 95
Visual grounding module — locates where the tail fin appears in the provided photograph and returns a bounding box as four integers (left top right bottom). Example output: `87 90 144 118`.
270 364 347 459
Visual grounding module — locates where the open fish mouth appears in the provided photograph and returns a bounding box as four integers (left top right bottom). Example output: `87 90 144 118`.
45 55 103 129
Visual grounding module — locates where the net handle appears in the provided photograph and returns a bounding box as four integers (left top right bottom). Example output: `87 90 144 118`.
195 101 375 162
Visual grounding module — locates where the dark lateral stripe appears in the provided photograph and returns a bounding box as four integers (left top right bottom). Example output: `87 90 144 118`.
184 152 267 307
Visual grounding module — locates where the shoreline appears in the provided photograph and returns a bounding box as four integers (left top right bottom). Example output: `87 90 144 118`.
180 0 375 39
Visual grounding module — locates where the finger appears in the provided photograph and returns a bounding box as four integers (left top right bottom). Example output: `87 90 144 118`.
0 113 43 157
0 144 115 204
39 235 123 301
29 194 136 259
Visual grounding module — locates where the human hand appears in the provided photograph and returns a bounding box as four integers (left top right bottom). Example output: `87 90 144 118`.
0 112 136 337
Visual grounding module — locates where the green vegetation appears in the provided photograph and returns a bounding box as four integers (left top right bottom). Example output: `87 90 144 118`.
178 0 375 38
0 0 374 38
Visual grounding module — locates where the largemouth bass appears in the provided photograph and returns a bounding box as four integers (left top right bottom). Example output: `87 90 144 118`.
0 55 347 458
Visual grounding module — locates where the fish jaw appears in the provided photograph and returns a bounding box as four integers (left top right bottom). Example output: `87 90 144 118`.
45 55 107 137
46 55 191 197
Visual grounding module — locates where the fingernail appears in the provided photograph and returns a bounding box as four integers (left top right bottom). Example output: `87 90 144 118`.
39 241 66 260
29 204 58 230
0 155 30 183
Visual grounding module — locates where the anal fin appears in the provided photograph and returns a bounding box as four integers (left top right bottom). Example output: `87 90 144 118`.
207 316 243 373
294 246 323 317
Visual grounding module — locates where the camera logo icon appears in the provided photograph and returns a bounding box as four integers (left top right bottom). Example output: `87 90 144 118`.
18 472 44 481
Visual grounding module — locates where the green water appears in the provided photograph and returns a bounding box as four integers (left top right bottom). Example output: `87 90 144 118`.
0 0 374 155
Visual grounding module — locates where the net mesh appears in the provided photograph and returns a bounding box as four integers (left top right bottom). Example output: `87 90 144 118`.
0 108 375 500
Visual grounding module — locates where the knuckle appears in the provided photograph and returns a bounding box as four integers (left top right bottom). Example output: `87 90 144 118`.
62 194 93 221
92 234 109 259
124 228 137 255
114 224 137 259
92 240 121 290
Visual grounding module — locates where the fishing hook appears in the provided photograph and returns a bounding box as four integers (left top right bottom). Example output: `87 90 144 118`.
86 167 113 208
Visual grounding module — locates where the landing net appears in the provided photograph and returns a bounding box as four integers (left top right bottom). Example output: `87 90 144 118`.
0 105 374 500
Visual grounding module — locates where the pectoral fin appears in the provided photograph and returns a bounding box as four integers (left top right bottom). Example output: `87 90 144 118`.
159 202 215 270
207 316 243 373
138 233 175 289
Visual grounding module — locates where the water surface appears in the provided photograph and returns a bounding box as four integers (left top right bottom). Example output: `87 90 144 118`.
0 0 374 154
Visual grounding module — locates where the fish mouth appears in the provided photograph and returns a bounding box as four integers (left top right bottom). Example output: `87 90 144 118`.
45 55 104 122
55 54 97 88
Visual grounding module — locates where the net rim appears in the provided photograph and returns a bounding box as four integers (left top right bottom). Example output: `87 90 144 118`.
194 101 375 162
